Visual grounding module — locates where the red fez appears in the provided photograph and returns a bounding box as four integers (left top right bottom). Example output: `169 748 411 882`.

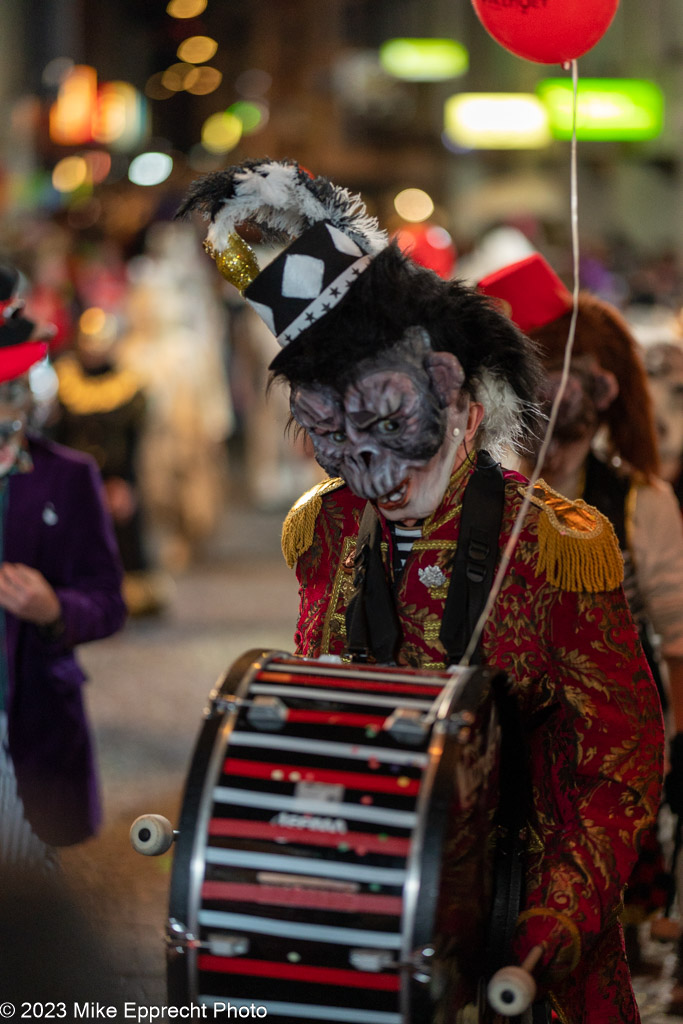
478 253 572 333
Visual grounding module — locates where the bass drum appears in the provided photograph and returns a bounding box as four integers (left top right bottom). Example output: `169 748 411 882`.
167 650 507 1023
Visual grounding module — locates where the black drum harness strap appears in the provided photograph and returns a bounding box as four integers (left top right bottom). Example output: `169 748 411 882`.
345 451 542 1018
345 450 505 667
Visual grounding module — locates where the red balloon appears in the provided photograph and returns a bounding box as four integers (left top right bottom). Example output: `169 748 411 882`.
470 0 620 65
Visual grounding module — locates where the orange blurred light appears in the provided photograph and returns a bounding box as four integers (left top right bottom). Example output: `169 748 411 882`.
49 64 97 146
92 81 146 150
79 307 107 335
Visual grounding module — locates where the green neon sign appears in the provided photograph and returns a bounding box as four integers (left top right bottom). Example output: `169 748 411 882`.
536 78 664 141
380 38 468 81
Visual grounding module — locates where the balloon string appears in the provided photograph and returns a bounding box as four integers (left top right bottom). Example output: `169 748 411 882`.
429 60 582 718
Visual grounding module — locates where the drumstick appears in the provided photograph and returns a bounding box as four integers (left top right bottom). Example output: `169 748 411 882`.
486 945 543 1015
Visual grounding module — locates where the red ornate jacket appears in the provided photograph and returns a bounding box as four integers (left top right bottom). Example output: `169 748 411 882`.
282 454 664 1023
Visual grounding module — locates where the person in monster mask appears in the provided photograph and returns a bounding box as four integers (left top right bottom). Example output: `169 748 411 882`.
479 253 683 980
0 264 126 870
179 160 663 1022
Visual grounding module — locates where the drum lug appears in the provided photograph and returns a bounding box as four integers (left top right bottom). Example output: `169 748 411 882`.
383 708 429 745
166 918 198 958
208 691 240 717
410 945 436 984
349 948 397 973
247 695 288 731
207 933 251 957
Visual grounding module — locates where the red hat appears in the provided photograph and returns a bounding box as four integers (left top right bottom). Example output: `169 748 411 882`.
477 253 572 333
0 265 48 384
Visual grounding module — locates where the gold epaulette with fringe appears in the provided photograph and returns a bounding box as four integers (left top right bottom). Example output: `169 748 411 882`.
281 477 345 569
529 480 624 593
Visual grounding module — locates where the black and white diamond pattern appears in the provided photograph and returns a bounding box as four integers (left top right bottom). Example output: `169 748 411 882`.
244 220 373 346
282 254 325 299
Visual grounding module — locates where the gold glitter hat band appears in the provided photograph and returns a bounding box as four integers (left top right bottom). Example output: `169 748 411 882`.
203 233 261 294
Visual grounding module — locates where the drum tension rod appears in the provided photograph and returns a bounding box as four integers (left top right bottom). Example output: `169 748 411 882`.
210 693 289 731
383 708 429 745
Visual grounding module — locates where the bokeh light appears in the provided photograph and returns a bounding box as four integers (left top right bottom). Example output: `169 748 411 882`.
42 57 74 89
185 67 223 96
444 93 551 149
201 111 243 153
235 68 272 98
393 187 435 223
161 63 200 92
537 78 664 141
79 307 108 336
166 0 207 18
49 64 97 146
228 101 267 134
177 36 218 64
128 152 173 186
380 39 468 81
92 81 146 150
52 156 89 193
83 150 112 184
145 73 174 101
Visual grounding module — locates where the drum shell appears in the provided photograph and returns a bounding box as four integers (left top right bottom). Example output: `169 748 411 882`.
167 651 505 1022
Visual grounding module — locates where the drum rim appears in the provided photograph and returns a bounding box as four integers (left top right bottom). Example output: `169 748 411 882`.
399 664 503 1021
398 666 474 1019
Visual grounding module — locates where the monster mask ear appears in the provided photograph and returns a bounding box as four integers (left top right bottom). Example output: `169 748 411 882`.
424 351 466 409
593 367 619 411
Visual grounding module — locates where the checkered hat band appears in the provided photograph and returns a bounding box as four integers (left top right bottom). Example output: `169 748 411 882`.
274 255 371 345
244 220 371 343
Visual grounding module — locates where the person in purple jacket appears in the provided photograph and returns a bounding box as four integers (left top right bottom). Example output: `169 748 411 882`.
0 264 127 869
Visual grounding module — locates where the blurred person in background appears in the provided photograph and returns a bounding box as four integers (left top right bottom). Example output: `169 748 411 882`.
0 263 126 870
480 254 683 976
638 316 683 510
52 305 169 616
119 221 233 571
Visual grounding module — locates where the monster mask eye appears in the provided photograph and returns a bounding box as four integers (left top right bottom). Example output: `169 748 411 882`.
376 417 400 435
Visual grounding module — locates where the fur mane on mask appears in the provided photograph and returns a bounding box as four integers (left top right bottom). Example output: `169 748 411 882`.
270 242 543 459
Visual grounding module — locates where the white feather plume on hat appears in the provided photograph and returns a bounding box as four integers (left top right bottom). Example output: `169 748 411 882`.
177 158 388 256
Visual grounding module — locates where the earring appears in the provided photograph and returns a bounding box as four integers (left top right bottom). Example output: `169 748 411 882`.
452 426 461 439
